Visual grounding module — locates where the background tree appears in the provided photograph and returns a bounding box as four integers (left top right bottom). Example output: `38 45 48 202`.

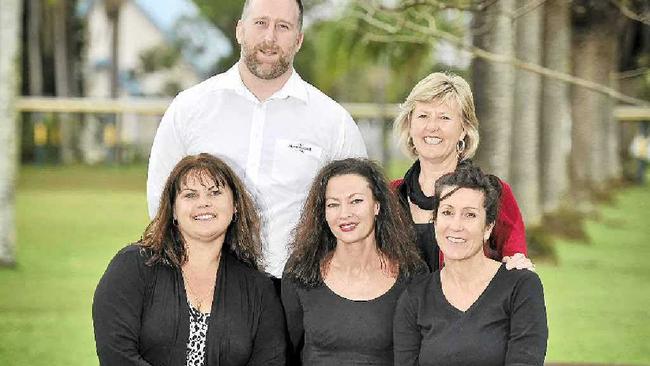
0 0 23 266
472 0 516 180
105 0 124 99
22 0 83 163
192 0 249 73
570 1 625 205
26 0 42 98
297 2 442 102
53 0 76 163
540 0 572 214
193 0 328 74
510 0 543 225
24 0 44 163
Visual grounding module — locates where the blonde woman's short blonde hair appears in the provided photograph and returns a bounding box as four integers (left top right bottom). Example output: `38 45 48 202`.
394 72 479 161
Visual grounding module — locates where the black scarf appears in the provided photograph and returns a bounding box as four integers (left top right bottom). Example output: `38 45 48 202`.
403 159 472 211
403 160 434 210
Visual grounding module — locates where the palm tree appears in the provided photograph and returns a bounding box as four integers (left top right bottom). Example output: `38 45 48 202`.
104 0 124 162
570 1 623 204
53 0 76 163
510 0 543 225
105 0 124 98
472 0 516 180
540 0 572 213
26 0 46 163
0 0 23 266
27 0 43 97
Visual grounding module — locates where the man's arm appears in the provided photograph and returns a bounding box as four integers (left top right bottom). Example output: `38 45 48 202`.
147 98 186 218
334 112 368 159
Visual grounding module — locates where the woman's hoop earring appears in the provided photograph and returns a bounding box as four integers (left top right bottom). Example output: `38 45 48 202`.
456 139 466 155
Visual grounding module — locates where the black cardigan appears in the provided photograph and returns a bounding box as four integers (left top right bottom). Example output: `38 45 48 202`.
92 245 286 366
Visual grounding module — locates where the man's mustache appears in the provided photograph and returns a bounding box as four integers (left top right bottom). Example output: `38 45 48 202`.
255 42 282 54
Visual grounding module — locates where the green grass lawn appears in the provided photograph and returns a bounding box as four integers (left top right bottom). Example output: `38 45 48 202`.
0 164 649 365
0 165 150 365
539 183 650 364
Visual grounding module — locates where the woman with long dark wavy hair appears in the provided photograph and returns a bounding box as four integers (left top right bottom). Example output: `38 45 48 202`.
282 158 426 365
93 153 285 366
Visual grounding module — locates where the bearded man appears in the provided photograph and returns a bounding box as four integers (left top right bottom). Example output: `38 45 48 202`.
147 0 367 280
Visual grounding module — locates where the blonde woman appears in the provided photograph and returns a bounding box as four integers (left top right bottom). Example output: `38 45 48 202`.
391 72 530 271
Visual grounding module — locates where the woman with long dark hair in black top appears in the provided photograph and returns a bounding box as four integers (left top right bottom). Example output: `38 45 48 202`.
93 153 285 365
282 158 426 365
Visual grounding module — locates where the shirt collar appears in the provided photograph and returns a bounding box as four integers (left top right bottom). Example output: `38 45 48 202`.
270 69 309 103
214 62 309 103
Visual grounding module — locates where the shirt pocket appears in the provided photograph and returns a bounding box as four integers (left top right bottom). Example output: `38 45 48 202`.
271 139 323 187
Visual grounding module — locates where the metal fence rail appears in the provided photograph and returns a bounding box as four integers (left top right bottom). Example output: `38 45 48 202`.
14 97 650 166
17 96 648 121
15 97 403 119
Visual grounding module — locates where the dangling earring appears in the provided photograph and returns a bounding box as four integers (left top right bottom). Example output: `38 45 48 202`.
173 218 178 226
232 211 238 222
456 139 466 157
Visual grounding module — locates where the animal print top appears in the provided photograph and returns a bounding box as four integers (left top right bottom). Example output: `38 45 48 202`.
186 301 210 366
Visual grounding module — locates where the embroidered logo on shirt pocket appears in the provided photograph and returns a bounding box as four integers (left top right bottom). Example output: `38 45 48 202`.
272 139 323 187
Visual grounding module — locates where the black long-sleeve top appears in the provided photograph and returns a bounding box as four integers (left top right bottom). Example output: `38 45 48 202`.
393 265 548 366
92 245 286 366
282 274 410 366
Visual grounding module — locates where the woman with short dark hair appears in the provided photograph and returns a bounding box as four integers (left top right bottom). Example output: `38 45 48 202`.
393 165 548 365
93 153 285 366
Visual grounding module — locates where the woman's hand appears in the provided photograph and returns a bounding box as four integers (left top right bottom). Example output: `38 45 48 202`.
502 252 535 271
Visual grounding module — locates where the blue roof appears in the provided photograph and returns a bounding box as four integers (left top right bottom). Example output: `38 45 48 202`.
79 0 232 77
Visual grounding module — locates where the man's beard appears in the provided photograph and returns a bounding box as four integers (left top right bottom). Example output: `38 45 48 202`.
242 41 293 80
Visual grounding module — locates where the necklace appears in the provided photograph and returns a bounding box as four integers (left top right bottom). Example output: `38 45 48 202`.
182 266 217 312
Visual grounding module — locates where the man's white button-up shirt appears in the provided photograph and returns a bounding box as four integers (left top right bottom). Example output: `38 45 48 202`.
147 64 368 277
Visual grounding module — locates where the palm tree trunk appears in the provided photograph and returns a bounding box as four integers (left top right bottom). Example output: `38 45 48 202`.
27 0 43 95
600 31 621 181
27 0 46 164
571 5 622 202
540 0 572 213
107 0 123 163
0 0 23 266
472 0 516 180
510 0 543 225
53 0 75 163
571 28 601 203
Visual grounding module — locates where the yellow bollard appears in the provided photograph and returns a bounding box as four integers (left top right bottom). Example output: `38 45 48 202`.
34 122 48 146
103 123 117 147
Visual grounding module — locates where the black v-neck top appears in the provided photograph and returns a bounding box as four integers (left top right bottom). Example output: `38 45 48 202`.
92 245 286 366
282 274 410 366
393 265 548 366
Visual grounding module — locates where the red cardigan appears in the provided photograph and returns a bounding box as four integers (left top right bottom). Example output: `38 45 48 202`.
390 178 527 266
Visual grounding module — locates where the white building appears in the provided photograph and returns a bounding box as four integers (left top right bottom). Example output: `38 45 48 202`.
79 0 229 162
